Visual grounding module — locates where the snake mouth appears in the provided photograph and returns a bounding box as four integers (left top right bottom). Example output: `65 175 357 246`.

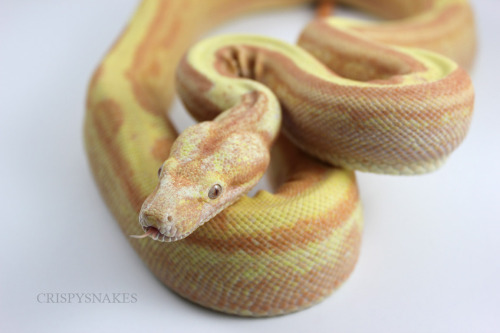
132 211 201 242
143 226 161 239
130 225 190 242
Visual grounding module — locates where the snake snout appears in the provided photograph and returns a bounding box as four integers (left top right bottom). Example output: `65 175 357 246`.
139 210 180 241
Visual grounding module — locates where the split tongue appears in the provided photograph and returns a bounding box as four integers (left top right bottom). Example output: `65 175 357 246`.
130 226 160 239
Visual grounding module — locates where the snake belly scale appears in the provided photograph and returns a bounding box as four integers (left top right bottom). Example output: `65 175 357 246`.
84 0 475 316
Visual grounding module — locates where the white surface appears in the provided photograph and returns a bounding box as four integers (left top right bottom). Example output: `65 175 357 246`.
1 1 499 332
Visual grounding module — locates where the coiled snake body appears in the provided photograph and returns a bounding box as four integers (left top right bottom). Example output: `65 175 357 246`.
84 0 475 316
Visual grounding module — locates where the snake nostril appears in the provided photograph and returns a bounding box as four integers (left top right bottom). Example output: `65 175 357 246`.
167 215 173 223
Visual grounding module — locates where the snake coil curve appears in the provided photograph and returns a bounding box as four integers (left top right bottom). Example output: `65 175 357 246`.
85 0 475 316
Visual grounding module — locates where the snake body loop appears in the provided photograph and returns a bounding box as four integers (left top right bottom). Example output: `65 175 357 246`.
85 0 475 316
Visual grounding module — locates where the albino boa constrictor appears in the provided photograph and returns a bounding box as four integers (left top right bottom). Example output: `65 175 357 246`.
84 0 475 316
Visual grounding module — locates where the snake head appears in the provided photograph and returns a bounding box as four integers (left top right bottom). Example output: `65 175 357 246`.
137 122 270 242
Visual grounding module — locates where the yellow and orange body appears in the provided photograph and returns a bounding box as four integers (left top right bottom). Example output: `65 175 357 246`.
84 0 475 316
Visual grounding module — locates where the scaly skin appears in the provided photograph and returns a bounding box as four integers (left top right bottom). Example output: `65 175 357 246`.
84 0 475 316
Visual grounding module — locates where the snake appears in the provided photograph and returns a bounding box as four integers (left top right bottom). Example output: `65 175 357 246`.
84 0 475 316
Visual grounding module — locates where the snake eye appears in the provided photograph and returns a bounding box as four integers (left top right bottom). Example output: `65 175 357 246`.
208 184 222 199
158 165 163 178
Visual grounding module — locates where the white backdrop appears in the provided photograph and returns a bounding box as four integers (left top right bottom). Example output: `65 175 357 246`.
1 1 499 332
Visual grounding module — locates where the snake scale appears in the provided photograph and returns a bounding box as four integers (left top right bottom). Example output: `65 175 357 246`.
84 0 475 316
